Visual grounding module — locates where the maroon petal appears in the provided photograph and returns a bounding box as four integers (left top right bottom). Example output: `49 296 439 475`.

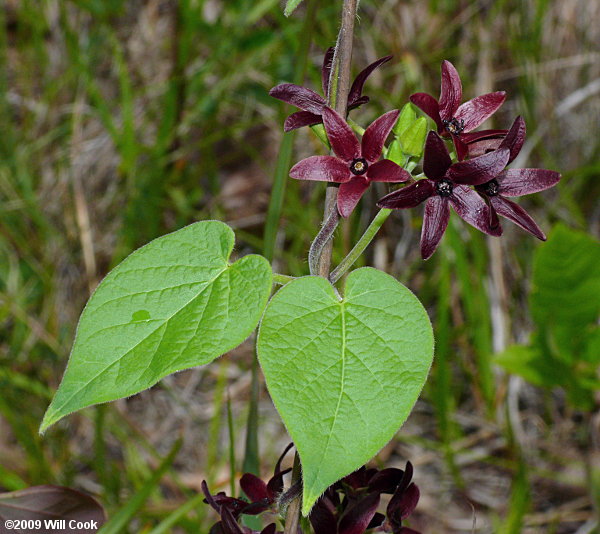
367 159 411 183
396 462 414 495
497 168 561 196
322 107 361 161
453 136 469 161
423 131 452 181
409 93 442 129
398 528 422 534
454 91 506 131
260 525 277 534
465 138 504 158
448 147 509 185
377 180 435 209
209 522 225 534
348 55 393 106
387 482 420 525
421 196 450 260
266 468 291 499
284 111 322 132
202 481 222 513
349 95 370 110
339 493 381 534
485 197 502 234
322 47 335 95
399 484 420 520
221 508 245 534
499 116 526 163
290 156 351 183
449 185 501 236
338 178 370 217
362 109 400 162
344 467 370 490
438 60 462 120
269 83 326 114
240 474 270 503
460 129 508 144
274 443 294 473
368 468 405 494
491 195 546 240
309 497 338 534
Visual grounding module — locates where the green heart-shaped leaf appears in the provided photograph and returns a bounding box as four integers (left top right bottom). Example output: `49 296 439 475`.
41 221 272 432
257 268 433 515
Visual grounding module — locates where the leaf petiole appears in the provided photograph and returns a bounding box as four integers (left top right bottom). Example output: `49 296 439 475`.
329 208 392 284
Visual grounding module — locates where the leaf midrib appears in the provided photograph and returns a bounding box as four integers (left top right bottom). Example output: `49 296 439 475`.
306 299 346 502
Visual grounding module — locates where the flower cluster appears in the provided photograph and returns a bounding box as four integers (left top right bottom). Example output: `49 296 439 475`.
202 445 421 534
271 53 561 259
309 462 421 534
201 444 293 534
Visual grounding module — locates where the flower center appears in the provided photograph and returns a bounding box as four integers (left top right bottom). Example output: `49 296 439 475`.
435 179 453 197
442 117 465 135
350 158 368 176
482 179 500 196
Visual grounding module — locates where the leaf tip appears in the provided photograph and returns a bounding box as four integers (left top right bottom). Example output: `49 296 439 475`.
301 494 317 517
283 0 303 17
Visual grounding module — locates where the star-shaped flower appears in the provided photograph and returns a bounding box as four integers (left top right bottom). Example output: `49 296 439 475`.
270 48 392 132
290 107 411 217
475 116 561 240
410 60 507 160
377 131 510 259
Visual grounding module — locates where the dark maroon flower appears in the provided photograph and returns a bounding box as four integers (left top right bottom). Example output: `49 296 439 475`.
383 463 421 534
310 462 421 534
270 48 392 131
475 116 561 240
210 507 280 534
410 60 507 160
202 445 293 532
290 107 411 217
202 481 251 520
377 131 509 259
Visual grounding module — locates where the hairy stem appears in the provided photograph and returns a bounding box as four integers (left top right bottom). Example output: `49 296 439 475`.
316 0 359 278
329 208 392 284
308 209 340 275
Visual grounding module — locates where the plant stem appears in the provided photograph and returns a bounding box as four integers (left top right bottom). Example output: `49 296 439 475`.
308 209 340 275
316 0 359 278
284 2 359 532
283 453 303 534
329 208 392 284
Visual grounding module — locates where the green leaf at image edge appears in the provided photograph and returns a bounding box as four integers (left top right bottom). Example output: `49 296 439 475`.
257 268 434 516
284 0 304 17
41 221 272 433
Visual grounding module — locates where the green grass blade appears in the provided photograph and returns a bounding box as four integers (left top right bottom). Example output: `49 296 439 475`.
97 439 182 534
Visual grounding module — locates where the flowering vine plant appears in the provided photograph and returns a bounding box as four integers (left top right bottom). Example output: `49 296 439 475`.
38 4 561 533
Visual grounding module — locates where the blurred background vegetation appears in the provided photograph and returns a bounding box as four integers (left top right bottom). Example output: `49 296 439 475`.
0 0 598 532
